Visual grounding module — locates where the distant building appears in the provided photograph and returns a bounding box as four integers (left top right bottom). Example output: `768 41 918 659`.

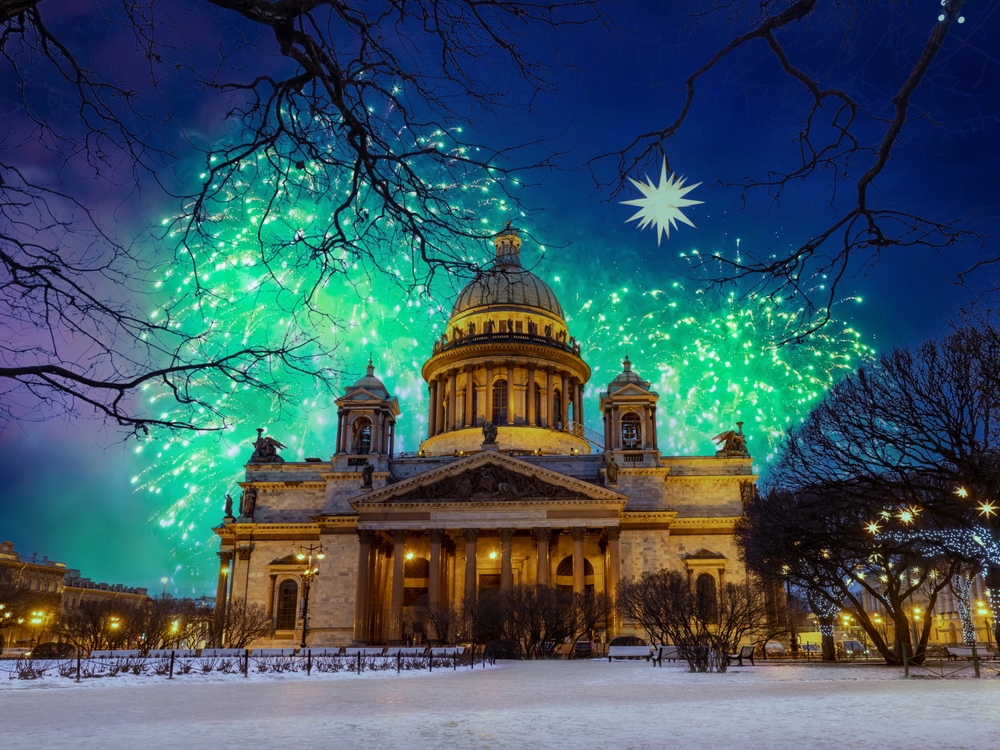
0 541 148 652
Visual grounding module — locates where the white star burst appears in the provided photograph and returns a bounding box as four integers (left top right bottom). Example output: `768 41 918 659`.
621 159 703 245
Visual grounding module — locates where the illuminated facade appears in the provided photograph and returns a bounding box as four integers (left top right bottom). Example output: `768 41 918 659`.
213 228 755 646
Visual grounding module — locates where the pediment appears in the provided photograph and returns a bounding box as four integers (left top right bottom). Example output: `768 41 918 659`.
353 451 626 506
610 383 657 398
336 387 385 404
682 548 727 560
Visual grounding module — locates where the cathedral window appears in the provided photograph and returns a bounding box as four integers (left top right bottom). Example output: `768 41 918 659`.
353 417 372 454
492 379 508 424
515 320 523 333
621 413 641 449
696 574 718 623
276 580 299 630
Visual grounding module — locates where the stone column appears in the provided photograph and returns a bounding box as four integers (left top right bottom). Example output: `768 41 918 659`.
447 369 457 431
612 406 621 450
560 373 570 430
267 574 278 636
651 406 658 449
500 528 514 590
389 530 406 643
371 411 382 454
464 529 479 603
506 361 515 425
428 529 444 603
435 377 445 437
571 528 586 594
484 362 494 423
428 380 437 438
604 409 611 449
545 369 554 428
607 527 622 635
336 411 345 453
389 421 395 456
353 530 375 643
527 365 536 426
534 528 550 585
214 550 232 646
575 382 584 427
464 366 475 428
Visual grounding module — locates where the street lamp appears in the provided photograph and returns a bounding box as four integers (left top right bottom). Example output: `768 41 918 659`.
977 601 992 646
296 543 325 649
29 611 44 651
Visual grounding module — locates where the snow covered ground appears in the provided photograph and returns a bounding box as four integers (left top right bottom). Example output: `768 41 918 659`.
3 660 999 749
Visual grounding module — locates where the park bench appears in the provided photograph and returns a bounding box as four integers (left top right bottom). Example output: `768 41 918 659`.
430 646 465 656
344 647 386 656
146 649 197 659
197 648 246 659
607 645 657 664
728 645 755 666
386 646 429 656
89 650 142 659
946 646 996 661
250 648 298 656
659 645 682 663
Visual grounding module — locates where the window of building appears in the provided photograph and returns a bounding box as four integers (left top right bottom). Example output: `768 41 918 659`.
492 379 508 424
515 320 523 333
695 574 718 622
621 413 642 449
276 580 299 630
353 417 372 454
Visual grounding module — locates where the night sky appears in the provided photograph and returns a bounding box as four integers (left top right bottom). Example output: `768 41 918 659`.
1 1 995 594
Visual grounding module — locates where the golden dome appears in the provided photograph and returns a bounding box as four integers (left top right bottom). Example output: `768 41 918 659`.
451 229 564 319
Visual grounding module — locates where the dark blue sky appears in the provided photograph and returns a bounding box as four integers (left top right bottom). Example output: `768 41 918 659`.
1 1 996 592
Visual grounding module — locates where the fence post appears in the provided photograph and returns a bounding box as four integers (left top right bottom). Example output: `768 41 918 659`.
357 651 362 675
243 650 249 678
972 644 981 679
397 652 401 674
429 651 433 672
169 651 175 680
76 652 81 683
307 649 312 677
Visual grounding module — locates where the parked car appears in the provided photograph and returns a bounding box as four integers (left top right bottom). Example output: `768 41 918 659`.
837 639 868 658
800 643 821 654
571 641 595 658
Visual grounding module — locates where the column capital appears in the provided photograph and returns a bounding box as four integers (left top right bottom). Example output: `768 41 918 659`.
357 529 376 545
463 528 480 543
429 528 447 543
570 527 586 542
499 528 515 542
527 361 536 371
484 360 495 369
235 546 253 561
392 529 408 543
534 527 551 542
217 549 233 564
606 526 621 541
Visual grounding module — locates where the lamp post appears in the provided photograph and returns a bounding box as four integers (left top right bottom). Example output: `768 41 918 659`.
977 601 992 646
29 611 44 651
296 543 325 649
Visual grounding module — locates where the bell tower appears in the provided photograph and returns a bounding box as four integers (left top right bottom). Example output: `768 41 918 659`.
334 359 400 457
600 356 659 456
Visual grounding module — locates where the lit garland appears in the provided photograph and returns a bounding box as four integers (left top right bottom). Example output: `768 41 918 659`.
132 149 876 588
952 575 977 646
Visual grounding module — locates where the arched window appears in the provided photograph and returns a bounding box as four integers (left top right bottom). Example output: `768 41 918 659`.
621 412 642 449
553 389 562 428
276 580 299 630
353 417 372 454
695 573 718 622
556 556 594 576
492 379 508 425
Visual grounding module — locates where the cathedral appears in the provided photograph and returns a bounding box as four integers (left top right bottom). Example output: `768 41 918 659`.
213 227 754 646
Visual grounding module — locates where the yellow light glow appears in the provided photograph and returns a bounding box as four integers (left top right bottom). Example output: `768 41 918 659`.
488 550 498 560
296 553 306 560
405 552 414 560
316 552 326 560
865 521 881 535
978 502 996 518
955 487 969 498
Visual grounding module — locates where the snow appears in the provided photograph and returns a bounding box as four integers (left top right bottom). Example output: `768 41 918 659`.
3 660 999 749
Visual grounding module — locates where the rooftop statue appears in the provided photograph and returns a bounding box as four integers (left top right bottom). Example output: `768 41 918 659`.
482 420 498 444
605 452 619 485
713 422 750 458
361 460 375 488
249 428 287 464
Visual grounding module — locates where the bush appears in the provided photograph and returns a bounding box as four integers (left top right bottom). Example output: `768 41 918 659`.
609 636 646 647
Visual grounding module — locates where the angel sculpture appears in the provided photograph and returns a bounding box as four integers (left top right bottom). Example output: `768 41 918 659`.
713 422 749 457
224 493 234 518
249 428 287 464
